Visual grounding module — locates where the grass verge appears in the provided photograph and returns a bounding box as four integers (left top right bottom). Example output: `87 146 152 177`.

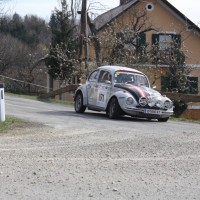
6 92 74 106
0 116 27 133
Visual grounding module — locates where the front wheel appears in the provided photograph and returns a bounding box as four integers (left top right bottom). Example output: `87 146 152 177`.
157 117 169 122
74 92 86 113
107 97 121 119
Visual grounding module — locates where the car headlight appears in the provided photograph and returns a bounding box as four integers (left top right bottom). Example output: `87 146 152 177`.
139 97 147 107
147 98 155 107
147 96 156 107
155 100 162 108
126 97 134 105
163 100 172 109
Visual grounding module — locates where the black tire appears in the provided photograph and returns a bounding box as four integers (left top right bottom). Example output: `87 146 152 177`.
107 97 121 119
74 92 86 113
158 117 169 122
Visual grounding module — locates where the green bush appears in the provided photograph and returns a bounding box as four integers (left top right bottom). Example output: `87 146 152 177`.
173 100 188 117
0 116 25 133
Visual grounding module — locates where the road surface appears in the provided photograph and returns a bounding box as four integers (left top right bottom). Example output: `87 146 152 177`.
0 94 200 199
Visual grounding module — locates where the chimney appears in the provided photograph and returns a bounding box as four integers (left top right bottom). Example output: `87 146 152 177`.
120 0 126 5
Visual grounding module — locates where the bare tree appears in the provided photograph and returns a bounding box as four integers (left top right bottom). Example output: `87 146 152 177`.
0 32 48 94
0 0 10 17
87 6 157 67
0 33 18 74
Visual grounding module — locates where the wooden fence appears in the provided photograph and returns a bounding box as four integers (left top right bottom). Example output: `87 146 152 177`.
39 84 79 99
162 92 200 103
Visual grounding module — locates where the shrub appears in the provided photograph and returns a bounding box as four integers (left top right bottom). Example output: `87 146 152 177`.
173 100 188 117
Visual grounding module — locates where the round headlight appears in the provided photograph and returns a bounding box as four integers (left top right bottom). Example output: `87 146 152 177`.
126 97 134 105
147 96 155 107
139 97 147 107
163 100 171 109
155 100 162 108
148 99 155 107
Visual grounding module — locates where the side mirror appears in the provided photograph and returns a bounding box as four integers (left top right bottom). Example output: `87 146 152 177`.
153 86 157 89
105 80 112 85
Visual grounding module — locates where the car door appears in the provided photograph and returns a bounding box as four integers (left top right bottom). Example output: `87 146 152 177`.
86 69 99 106
95 70 112 108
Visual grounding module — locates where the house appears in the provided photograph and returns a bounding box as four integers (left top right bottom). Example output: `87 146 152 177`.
50 0 200 99
86 0 200 95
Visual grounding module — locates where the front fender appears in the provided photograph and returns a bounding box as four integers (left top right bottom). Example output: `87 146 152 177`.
107 90 138 110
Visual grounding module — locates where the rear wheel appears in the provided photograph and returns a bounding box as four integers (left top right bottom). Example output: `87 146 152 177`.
107 97 120 119
158 117 169 122
74 92 86 113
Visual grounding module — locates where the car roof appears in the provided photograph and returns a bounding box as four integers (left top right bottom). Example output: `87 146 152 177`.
98 65 144 74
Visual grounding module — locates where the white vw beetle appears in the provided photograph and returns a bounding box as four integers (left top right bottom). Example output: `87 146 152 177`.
74 66 173 122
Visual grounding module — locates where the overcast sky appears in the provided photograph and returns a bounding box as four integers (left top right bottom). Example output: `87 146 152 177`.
5 0 200 25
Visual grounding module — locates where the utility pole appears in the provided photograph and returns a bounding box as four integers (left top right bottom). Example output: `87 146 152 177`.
79 0 88 69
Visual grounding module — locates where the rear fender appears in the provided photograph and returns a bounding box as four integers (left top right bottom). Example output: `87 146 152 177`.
74 85 88 106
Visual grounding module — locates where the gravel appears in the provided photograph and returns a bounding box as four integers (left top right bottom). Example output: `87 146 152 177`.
0 120 200 200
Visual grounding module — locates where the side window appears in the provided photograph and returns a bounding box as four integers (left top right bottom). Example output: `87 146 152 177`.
88 70 99 82
98 71 112 84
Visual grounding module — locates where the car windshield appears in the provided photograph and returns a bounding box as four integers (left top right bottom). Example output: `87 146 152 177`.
114 71 149 87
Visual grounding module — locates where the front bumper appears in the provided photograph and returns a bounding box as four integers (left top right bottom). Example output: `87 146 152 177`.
123 106 173 118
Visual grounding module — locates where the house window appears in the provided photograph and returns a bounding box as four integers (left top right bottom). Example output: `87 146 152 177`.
159 34 173 50
146 3 154 11
152 33 181 64
152 33 181 48
116 32 146 57
116 32 146 47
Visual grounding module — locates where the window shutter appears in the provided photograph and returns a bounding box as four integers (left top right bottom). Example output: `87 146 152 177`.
161 76 169 92
173 34 181 48
187 76 198 94
152 34 159 45
137 33 146 46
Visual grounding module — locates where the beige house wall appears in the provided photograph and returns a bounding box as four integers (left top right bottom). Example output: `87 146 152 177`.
143 0 200 65
113 0 200 65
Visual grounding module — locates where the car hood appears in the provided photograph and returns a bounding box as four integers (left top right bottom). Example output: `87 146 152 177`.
114 83 165 102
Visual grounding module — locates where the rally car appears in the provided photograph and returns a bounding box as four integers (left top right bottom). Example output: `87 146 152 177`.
74 65 173 122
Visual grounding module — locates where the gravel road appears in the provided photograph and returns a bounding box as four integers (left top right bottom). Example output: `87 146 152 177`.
1 95 200 200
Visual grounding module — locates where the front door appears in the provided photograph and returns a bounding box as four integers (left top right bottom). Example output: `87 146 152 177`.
87 69 99 106
95 70 112 108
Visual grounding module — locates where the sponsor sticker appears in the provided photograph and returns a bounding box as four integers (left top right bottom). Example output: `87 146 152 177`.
96 89 107 107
